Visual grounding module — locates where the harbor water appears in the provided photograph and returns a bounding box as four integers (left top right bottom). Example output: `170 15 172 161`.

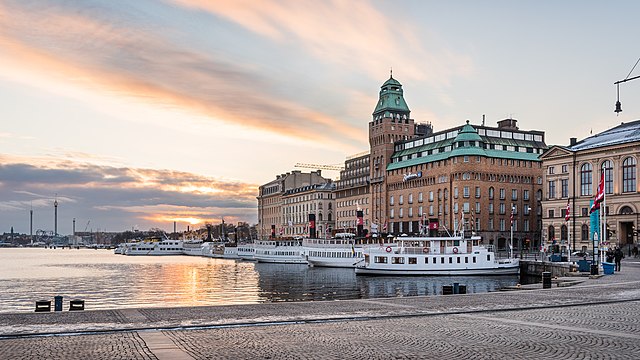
0 248 519 313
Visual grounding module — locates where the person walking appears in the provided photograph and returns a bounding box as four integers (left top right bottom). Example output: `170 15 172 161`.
614 246 624 272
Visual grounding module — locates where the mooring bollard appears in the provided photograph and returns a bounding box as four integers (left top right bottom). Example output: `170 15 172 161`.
54 295 63 312
69 299 85 311
35 300 51 312
542 271 552 289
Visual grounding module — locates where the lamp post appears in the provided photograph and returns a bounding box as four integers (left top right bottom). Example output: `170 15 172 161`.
510 205 515 260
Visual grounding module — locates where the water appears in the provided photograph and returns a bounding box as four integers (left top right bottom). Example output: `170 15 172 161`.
0 248 519 313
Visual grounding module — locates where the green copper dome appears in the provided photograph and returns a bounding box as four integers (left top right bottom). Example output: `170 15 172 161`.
454 121 483 142
372 75 410 117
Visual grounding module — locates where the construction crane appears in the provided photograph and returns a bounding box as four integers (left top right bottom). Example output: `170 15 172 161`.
294 163 344 171
84 220 90 233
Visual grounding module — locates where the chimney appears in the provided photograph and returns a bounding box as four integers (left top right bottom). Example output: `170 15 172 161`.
497 118 518 130
570 137 577 146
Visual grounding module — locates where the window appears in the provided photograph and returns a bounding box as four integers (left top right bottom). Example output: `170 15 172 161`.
463 186 470 198
489 203 494 214
524 219 530 232
580 163 592 196
562 164 568 173
499 203 505 214
499 219 505 231
475 202 481 214
548 166 555 174
429 191 434 202
623 157 636 193
463 202 470 213
390 196 394 206
581 224 589 241
488 187 494 199
523 190 529 201
549 209 555 218
511 189 517 200
399 208 403 218
548 226 555 241
419 192 423 203
408 194 413 204
561 179 568 198
602 160 613 194
408 207 413 217
374 256 388 264
548 180 556 199
499 188 505 200
475 187 481 198
390 209 394 219
399 195 404 205
454 187 459 199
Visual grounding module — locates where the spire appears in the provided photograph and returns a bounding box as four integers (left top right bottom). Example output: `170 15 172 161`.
390 67 393 79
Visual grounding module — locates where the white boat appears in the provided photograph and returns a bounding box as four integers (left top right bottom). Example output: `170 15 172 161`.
304 233 396 268
222 243 240 259
253 237 307 264
237 243 255 261
182 238 208 256
124 239 184 256
355 234 519 276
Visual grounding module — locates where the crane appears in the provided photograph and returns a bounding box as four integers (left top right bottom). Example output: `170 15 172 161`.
294 163 344 171
84 220 90 233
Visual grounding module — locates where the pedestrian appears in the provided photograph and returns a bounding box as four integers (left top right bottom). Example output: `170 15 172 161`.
614 246 624 272
606 248 614 263
632 245 638 258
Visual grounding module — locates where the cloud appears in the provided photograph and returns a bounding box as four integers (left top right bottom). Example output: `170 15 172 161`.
0 0 368 150
0 158 258 233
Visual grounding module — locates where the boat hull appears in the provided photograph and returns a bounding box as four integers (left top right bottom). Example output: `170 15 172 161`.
355 264 519 276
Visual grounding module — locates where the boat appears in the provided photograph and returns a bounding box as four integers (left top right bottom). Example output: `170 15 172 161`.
237 243 255 261
355 234 519 276
304 233 396 268
253 236 307 264
182 238 209 256
124 238 185 256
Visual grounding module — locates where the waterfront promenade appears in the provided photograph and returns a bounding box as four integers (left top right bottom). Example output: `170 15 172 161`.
1 259 640 359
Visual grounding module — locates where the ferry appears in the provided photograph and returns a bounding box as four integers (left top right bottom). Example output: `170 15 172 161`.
182 238 208 256
355 234 519 276
253 237 307 264
237 243 255 261
124 238 184 256
304 233 396 268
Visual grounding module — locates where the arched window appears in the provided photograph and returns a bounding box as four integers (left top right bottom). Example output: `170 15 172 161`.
327 213 332 221
581 224 589 241
620 206 634 215
318 213 323 221
623 157 636 193
488 187 494 200
548 226 555 241
601 160 613 194
580 163 592 196
561 225 568 240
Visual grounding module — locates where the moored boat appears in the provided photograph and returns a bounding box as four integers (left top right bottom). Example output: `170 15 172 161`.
237 243 255 261
253 237 307 264
124 238 184 256
304 233 396 268
355 234 519 276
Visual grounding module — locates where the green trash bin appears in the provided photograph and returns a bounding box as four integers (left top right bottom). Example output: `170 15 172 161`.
577 259 591 272
602 262 615 275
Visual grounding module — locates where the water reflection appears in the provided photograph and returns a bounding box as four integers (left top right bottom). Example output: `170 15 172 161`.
0 249 519 313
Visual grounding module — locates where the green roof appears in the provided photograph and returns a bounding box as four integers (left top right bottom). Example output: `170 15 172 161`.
372 76 410 115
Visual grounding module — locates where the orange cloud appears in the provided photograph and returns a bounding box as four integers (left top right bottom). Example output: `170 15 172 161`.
0 2 368 152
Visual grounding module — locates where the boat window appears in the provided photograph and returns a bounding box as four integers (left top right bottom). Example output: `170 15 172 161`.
465 257 469 263
454 240 460 246
473 257 476 263
374 256 388 264
457 257 461 263
392 257 405 264
408 257 417 264
449 257 453 264
433 257 437 264
440 257 445 264
487 254 491 261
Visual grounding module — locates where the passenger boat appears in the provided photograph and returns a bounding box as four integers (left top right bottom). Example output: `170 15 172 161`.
304 233 396 268
355 234 519 276
124 238 184 256
253 237 307 264
237 243 255 261
182 238 208 256
222 243 240 259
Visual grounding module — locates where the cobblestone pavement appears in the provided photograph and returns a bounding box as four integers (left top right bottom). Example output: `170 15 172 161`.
1 259 640 359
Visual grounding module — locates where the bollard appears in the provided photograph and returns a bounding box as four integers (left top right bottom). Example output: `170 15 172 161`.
453 282 460 294
69 299 85 311
590 264 599 275
542 271 551 289
442 285 453 295
35 300 51 312
54 296 63 312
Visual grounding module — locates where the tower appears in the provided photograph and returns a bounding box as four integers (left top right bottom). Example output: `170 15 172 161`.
54 196 58 236
30 206 33 245
369 73 414 231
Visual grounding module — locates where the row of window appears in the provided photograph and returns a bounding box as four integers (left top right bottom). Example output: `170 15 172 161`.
390 188 534 205
374 255 490 265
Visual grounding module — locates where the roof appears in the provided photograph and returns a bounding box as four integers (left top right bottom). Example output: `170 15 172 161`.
569 120 640 151
372 76 410 115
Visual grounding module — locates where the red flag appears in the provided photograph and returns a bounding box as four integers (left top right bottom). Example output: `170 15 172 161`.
594 171 605 205
589 200 600 214
565 199 571 222
510 206 514 226
382 220 388 231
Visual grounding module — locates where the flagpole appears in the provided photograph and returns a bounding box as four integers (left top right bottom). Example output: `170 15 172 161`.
510 205 514 260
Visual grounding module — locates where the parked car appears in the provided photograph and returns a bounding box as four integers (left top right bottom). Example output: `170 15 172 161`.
572 251 591 258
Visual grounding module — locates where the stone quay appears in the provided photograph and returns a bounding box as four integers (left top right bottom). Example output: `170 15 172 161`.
1 258 640 359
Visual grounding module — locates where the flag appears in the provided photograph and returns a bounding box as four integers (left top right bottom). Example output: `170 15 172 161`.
565 199 571 222
594 171 605 205
510 206 514 226
589 200 600 214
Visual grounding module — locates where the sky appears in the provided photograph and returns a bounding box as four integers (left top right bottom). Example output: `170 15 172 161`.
1 0 640 235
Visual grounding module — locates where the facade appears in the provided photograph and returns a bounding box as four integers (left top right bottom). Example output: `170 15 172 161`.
257 170 331 239
282 182 336 238
364 75 547 250
540 121 640 252
335 152 370 234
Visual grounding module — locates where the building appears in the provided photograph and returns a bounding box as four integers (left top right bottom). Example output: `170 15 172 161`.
367 75 547 250
540 120 640 253
257 170 332 239
335 152 370 234
282 182 336 238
